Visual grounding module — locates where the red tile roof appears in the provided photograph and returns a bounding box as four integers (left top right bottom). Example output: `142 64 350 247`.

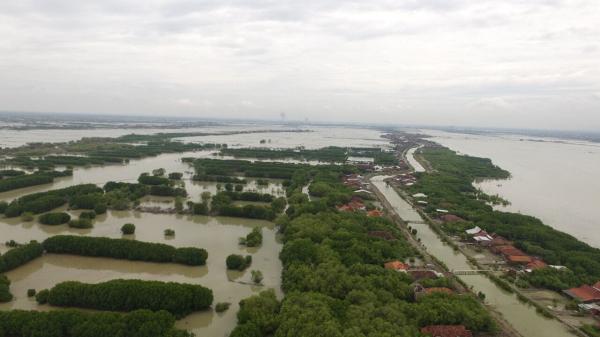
507 255 532 264
384 260 408 271
367 231 395 241
367 209 383 217
527 259 547 270
424 287 454 295
408 270 439 280
421 325 472 337
440 214 465 223
564 285 600 303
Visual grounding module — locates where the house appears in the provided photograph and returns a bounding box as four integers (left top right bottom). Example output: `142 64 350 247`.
420 325 472 337
436 209 449 214
564 281 600 303
441 214 465 223
417 200 428 206
408 269 444 281
412 193 428 198
490 235 511 247
368 231 395 240
367 209 383 217
465 226 482 235
472 232 493 246
507 255 532 264
384 260 408 272
424 287 454 295
414 285 454 299
526 259 547 271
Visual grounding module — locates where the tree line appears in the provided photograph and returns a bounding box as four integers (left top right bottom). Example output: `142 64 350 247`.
38 279 213 318
0 309 192 337
43 235 208 266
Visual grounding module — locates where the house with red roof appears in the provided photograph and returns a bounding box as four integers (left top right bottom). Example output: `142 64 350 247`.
526 259 547 271
564 281 600 303
367 209 383 217
420 325 472 337
384 260 408 272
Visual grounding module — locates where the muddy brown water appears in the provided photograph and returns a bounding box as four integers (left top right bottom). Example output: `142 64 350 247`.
0 210 282 337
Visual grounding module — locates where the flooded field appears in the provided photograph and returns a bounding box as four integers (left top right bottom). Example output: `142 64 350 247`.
178 126 389 149
0 209 282 337
0 125 391 336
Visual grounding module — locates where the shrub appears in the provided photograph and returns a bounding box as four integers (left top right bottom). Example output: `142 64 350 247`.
27 289 36 297
39 212 71 225
226 254 252 271
138 174 169 185
173 248 209 266
121 223 135 234
242 228 263 247
168 172 183 180
68 219 93 229
215 302 231 313
164 229 175 236
0 275 12 302
93 203 107 214
42 279 213 318
20 212 34 221
235 184 244 192
35 289 49 304
79 211 96 219
0 201 8 214
251 270 263 284
0 241 44 273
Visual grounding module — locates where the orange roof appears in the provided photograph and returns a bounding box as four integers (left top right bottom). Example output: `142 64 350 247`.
507 255 532 264
440 214 465 223
421 325 472 337
384 260 408 271
527 259 547 270
367 209 383 217
564 285 600 303
424 287 454 295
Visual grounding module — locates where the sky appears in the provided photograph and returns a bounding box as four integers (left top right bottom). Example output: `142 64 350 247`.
1 0 599 130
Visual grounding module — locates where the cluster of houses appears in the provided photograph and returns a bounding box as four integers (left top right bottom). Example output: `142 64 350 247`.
464 225 548 271
383 260 472 337
392 173 417 187
338 175 383 217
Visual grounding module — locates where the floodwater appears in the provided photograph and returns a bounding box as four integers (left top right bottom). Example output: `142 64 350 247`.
0 151 285 203
423 130 600 248
371 176 576 337
0 209 282 337
178 126 389 149
406 146 426 172
0 124 297 148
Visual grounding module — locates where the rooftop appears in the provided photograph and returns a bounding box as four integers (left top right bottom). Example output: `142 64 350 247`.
421 325 472 337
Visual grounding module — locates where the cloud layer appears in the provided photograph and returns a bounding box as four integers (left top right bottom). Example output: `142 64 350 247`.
1 0 599 130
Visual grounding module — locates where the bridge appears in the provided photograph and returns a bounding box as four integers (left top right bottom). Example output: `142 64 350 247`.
451 269 494 275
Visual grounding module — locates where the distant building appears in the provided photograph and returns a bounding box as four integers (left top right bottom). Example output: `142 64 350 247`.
420 325 472 337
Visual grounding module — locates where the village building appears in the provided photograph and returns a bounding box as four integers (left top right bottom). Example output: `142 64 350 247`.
384 260 409 272
564 281 600 303
441 214 465 223
420 325 473 337
525 259 547 271
367 230 395 241
408 269 444 281
367 209 383 217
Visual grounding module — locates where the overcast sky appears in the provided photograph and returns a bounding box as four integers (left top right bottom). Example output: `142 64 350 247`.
1 0 599 130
